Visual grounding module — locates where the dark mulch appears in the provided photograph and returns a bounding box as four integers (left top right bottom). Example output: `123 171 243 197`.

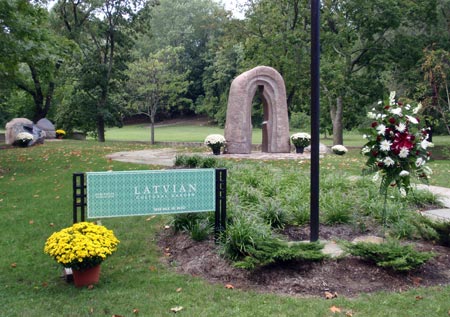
158 225 450 298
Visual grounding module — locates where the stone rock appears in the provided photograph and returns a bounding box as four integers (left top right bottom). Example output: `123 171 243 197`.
5 118 45 146
36 118 56 139
225 66 290 154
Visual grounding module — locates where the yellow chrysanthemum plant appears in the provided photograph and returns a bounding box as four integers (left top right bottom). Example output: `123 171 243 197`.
44 222 119 271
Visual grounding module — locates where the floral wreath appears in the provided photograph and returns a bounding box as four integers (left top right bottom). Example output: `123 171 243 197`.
361 91 433 196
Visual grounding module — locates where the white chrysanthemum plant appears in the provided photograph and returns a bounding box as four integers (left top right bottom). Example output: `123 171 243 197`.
290 132 311 147
361 91 433 196
331 145 348 155
16 132 34 142
204 134 226 154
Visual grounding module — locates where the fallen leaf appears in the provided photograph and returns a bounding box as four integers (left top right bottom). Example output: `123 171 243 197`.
330 306 341 313
415 295 424 301
11 263 17 268
146 216 156 221
324 291 338 299
87 284 94 290
225 284 234 289
345 311 353 317
29 220 34 224
149 266 157 271
164 252 171 257
412 277 423 286
170 306 183 313
112 315 124 317
176 288 182 293
49 223 55 227
33 194 39 198
164 225 171 229
42 282 48 287
133 308 139 314
89 307 94 314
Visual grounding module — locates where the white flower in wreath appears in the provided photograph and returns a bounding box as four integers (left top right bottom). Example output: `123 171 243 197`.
379 140 392 152
399 147 410 158
415 157 425 167
389 107 402 116
399 170 410 177
376 124 386 135
383 157 395 167
395 122 406 132
406 115 419 124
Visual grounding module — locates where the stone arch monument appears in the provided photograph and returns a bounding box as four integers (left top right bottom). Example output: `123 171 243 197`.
224 66 290 154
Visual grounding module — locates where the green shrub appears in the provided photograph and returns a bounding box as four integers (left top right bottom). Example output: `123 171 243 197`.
174 155 188 167
234 239 326 270
418 218 450 247
343 239 434 271
290 111 311 131
186 155 202 168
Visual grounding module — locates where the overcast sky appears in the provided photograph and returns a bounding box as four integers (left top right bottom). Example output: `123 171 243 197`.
217 0 248 19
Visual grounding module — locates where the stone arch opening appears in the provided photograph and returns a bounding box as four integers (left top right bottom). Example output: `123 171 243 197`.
224 66 290 154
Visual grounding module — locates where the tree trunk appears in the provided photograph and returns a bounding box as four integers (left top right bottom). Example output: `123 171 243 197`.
330 96 344 145
97 115 105 142
150 115 155 145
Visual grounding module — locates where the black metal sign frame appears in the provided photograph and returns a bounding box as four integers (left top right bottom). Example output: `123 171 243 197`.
73 168 227 240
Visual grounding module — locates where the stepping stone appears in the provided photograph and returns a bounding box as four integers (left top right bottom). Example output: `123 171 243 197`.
421 209 450 222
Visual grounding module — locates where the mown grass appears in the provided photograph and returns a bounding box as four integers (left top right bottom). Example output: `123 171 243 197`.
1 140 450 316
103 122 450 147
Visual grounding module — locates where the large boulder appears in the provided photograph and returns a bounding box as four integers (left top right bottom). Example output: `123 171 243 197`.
36 118 56 139
5 118 45 146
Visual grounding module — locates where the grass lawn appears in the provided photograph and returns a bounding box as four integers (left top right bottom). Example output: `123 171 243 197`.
104 123 450 147
1 140 450 316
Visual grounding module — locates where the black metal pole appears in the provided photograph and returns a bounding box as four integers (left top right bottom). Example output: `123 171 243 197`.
310 0 320 242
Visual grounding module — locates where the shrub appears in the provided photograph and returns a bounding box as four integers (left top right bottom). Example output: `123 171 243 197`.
343 239 434 271
234 239 326 270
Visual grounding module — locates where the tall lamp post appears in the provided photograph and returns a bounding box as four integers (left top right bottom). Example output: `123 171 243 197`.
310 0 320 242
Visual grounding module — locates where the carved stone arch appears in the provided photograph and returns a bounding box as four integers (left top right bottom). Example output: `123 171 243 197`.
224 66 290 154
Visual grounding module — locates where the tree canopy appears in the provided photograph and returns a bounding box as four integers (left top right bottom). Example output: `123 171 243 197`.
1 0 448 141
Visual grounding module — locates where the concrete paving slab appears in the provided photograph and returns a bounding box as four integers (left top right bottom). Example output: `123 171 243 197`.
420 208 450 222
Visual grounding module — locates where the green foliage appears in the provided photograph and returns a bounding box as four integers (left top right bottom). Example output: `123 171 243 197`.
344 240 435 271
234 239 326 270
172 213 213 241
174 154 222 169
257 198 291 229
290 111 311 131
418 218 450 247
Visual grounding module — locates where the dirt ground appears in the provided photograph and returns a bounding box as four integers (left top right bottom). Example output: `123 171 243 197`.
158 224 450 298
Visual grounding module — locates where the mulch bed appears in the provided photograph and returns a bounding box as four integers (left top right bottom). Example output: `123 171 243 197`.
158 225 450 297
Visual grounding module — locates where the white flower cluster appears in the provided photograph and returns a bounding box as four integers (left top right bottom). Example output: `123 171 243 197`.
331 144 348 155
16 132 34 141
204 134 226 146
291 132 311 141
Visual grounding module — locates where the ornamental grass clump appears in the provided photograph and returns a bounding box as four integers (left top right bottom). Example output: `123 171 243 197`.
44 222 119 271
290 132 311 147
361 91 433 196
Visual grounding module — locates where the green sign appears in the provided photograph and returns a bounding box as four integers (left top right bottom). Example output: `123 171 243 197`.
86 169 216 218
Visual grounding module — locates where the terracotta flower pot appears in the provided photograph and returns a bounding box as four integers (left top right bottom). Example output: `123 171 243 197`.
72 265 101 287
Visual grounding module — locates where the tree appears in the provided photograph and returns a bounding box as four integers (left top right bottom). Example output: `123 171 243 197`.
133 0 229 115
321 0 438 145
126 46 191 144
0 0 72 122
53 0 143 141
